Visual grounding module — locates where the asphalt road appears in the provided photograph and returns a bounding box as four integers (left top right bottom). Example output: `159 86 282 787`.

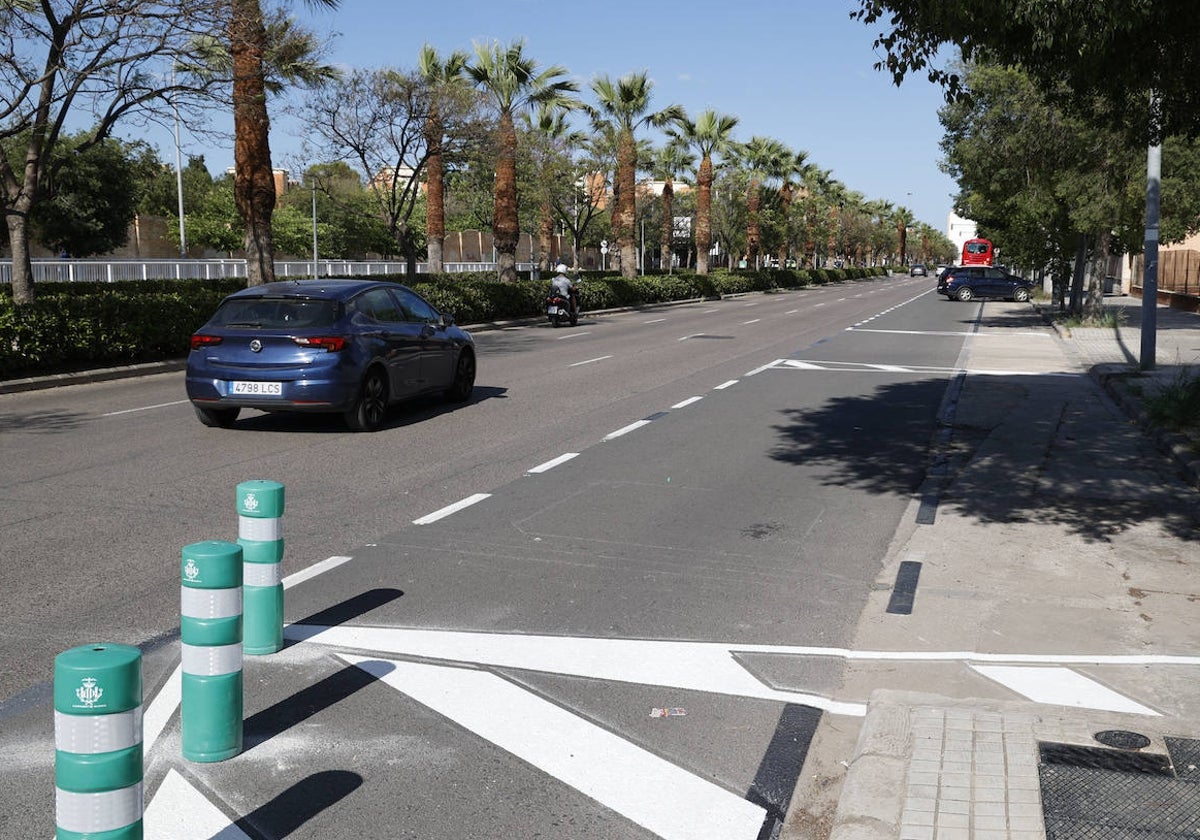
0 275 962 839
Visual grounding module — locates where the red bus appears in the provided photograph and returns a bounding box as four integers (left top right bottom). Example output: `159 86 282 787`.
961 237 995 266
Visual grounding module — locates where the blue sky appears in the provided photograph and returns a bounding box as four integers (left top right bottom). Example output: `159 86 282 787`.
161 0 961 231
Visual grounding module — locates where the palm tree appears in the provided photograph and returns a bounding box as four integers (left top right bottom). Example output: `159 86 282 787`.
670 109 739 275
737 136 790 267
418 44 469 275
466 39 578 283
231 0 340 287
892 206 916 265
648 141 695 272
591 72 684 278
776 150 809 267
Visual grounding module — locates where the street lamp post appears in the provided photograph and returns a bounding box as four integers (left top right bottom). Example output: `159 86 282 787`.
311 181 318 280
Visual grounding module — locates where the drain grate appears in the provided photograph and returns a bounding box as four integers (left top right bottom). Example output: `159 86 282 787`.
1040 738 1200 839
1166 737 1200 784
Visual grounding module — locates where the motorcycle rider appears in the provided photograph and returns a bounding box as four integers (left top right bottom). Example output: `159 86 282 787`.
550 262 578 317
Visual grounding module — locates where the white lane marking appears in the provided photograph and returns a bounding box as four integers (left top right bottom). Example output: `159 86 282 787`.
413 493 491 525
102 400 189 417
288 626 1200 710
701 308 720 313
970 665 1159 716
814 302 826 307
283 555 352 590
743 302 760 307
295 627 866 716
714 380 738 390
742 319 761 325
569 355 612 367
678 333 702 341
744 360 783 377
769 359 1078 377
785 309 799 314
605 420 651 441
145 769 253 840
850 328 1053 338
528 453 579 474
671 396 704 409
644 317 668 324
343 656 767 840
556 331 591 340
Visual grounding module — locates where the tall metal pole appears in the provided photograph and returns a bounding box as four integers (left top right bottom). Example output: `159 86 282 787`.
311 181 318 280
172 69 186 257
1140 96 1162 372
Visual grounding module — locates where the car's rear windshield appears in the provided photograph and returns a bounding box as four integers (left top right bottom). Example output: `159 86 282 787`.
212 297 339 329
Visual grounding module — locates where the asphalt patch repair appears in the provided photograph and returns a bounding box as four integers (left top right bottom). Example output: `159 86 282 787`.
1039 735 1200 837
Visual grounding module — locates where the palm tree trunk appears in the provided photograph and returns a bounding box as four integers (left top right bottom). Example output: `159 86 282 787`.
493 110 519 283
616 129 637 278
660 178 674 272
696 156 713 276
747 178 761 266
231 0 275 287
777 183 793 267
425 114 445 274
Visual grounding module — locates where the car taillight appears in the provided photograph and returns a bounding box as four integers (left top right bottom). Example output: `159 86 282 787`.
190 334 222 350
293 336 347 352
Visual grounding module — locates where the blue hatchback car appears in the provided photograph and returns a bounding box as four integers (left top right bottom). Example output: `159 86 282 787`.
186 279 476 431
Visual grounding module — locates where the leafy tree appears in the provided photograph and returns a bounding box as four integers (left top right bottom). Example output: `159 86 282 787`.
466 39 579 282
0 0 224 303
853 0 1200 143
523 105 586 274
298 67 441 273
590 72 684 278
30 134 157 257
277 163 396 259
669 110 739 275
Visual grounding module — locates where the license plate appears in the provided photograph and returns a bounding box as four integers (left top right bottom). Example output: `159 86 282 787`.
548 306 559 315
230 380 282 396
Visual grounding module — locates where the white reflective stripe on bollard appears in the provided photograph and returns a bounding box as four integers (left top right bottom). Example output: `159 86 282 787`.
180 586 243 619
180 642 242 676
243 563 282 587
54 707 143 754
238 516 281 542
56 783 144 833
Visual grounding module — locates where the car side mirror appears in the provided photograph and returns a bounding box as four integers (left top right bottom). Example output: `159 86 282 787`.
440 312 456 327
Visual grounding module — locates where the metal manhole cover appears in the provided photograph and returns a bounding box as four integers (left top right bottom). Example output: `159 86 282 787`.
1094 729 1152 751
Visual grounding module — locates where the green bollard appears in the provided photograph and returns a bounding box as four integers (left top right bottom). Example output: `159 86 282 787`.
237 480 285 655
180 540 243 763
54 643 143 840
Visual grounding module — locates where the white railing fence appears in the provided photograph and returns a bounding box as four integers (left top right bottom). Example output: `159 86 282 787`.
0 258 534 284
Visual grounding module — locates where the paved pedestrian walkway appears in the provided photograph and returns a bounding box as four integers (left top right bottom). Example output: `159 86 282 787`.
815 294 1200 840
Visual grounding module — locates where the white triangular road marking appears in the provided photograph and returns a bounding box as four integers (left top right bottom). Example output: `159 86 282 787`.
144 769 253 839
969 665 1159 715
342 655 767 840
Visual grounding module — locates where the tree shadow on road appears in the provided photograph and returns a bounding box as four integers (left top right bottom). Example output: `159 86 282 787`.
769 373 1200 544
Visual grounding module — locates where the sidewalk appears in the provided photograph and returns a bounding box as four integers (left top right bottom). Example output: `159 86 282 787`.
809 295 1200 840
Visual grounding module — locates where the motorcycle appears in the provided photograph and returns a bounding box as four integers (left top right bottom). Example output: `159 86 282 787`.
546 290 578 327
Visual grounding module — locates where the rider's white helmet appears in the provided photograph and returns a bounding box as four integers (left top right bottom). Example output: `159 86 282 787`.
555 263 568 273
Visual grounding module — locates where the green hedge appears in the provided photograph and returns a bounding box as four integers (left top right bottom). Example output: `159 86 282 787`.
0 266 888 379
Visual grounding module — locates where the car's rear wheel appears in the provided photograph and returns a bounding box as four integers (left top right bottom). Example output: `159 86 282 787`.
1013 287 1031 302
194 405 240 428
444 350 476 403
344 367 388 432
956 286 975 302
